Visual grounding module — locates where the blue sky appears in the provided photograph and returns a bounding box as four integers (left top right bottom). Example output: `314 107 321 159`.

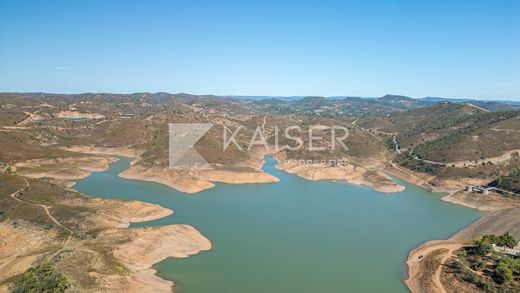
0 0 518 100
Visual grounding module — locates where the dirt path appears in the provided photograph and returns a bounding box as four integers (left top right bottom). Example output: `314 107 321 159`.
353 123 445 170
388 161 431 186
41 205 73 245
449 149 520 168
351 117 388 143
9 178 73 246
350 125 436 188
17 112 44 126
393 136 401 154
405 241 462 293
407 148 520 168
466 103 490 113
389 134 518 169
261 115 267 133
434 245 460 293
8 178 30 203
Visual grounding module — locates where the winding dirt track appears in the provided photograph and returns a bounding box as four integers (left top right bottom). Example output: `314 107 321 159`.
405 241 462 293
9 178 73 246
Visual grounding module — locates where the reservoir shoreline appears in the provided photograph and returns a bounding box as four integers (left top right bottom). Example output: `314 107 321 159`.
71 154 486 290
60 145 500 293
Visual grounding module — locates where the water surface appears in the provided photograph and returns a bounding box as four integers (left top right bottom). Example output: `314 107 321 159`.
74 157 480 293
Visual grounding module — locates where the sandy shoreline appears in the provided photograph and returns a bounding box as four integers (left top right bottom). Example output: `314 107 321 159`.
60 144 403 194
0 185 210 293
383 160 520 293
75 197 174 228
2 148 212 293
405 240 462 293
275 158 405 193
118 154 514 293
441 191 520 212
60 145 144 158
101 225 212 293
119 164 279 193
12 156 118 180
404 206 520 293
13 145 517 293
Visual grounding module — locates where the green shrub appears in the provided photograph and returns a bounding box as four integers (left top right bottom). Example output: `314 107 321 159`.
10 263 69 293
495 262 513 284
474 239 494 256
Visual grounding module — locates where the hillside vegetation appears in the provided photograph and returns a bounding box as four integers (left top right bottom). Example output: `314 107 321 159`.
489 168 520 194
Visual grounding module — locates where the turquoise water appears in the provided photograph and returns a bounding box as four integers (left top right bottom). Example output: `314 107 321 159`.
74 157 480 293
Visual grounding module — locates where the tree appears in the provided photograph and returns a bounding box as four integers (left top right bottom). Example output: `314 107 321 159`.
474 239 493 256
497 233 517 249
495 263 513 284
481 234 499 244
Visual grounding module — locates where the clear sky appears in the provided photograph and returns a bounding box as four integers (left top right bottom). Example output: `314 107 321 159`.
0 0 518 100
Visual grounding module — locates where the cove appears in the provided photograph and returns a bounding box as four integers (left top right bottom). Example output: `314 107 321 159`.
73 157 480 293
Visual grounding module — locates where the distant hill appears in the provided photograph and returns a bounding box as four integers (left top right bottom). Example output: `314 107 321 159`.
1 91 519 185
375 94 431 110
6 92 518 109
469 101 520 111
410 109 520 162
245 94 520 117
421 97 520 108
224 95 305 101
420 97 474 103
250 94 433 116
358 103 520 174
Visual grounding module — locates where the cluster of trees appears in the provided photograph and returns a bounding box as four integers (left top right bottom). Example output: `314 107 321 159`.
476 233 518 252
470 233 519 285
403 110 520 164
10 263 69 293
489 167 520 194
394 153 442 174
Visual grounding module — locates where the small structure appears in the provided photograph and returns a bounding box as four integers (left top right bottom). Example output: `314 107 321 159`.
119 113 136 119
467 185 492 195
492 243 520 257
467 185 520 196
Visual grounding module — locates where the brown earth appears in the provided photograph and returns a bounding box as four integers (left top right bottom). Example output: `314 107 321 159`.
12 156 118 180
119 164 278 193
0 176 210 293
405 207 520 293
276 157 405 193
441 191 520 212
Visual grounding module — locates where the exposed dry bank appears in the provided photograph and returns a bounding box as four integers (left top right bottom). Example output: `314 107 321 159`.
118 165 279 193
275 153 405 193
0 174 210 293
405 208 520 293
60 145 144 158
60 144 404 194
12 156 118 180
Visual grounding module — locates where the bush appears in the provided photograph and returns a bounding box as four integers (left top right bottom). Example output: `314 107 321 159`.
481 234 499 244
495 262 513 284
473 261 486 271
474 239 494 256
10 263 69 293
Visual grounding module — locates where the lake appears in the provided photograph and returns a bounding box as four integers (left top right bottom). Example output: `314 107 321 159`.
74 157 480 293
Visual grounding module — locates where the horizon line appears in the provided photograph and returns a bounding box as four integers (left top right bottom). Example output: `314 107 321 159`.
1 91 518 102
